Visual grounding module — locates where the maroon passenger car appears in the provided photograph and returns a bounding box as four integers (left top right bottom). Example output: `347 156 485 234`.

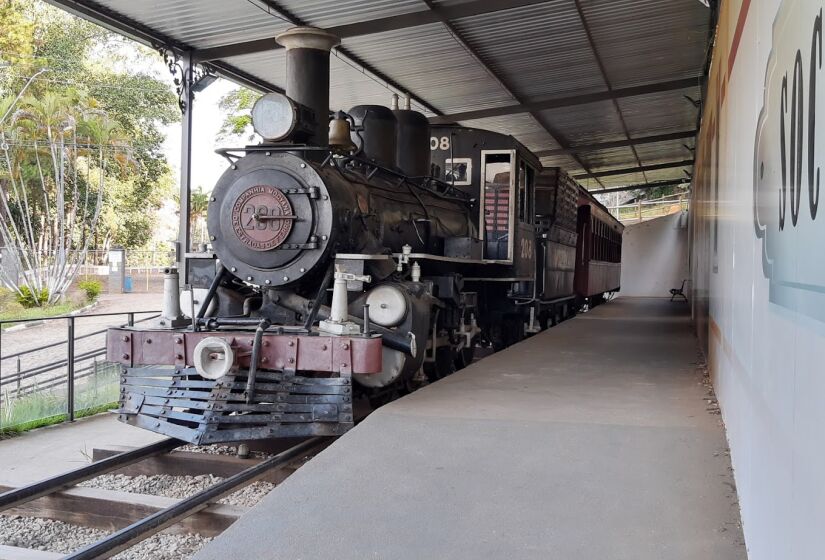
575 191 624 303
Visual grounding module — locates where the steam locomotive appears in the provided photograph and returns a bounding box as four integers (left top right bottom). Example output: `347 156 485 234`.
106 27 624 445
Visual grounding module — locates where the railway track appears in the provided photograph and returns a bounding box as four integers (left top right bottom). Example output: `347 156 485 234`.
0 437 328 559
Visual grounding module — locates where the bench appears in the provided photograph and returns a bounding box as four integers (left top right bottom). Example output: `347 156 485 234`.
670 279 688 302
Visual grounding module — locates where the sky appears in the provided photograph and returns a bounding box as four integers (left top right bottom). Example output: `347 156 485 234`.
161 77 241 194
91 35 243 195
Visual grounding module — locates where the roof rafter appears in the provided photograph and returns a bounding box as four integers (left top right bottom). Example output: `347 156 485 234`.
420 0 604 187
535 130 696 157
588 179 689 194
573 0 648 183
428 77 700 124
573 159 695 180
193 0 553 62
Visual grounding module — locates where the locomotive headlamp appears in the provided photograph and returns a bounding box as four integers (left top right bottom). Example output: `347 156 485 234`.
251 92 316 143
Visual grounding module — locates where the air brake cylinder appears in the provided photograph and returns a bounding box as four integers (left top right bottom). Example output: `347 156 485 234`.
158 268 188 328
275 27 340 151
319 267 371 336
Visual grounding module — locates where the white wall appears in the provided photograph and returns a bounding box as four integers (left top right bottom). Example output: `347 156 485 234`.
619 212 689 297
692 1 825 558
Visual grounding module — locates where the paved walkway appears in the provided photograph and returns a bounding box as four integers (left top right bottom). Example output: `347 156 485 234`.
195 298 746 560
0 414 165 486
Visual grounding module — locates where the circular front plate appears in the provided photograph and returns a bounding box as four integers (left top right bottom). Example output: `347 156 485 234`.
208 152 333 287
231 185 295 251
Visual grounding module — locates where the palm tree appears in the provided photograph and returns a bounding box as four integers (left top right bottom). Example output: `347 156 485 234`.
190 186 210 245
0 91 127 304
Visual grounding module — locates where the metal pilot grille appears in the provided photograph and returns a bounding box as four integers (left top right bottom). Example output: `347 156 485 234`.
119 367 354 444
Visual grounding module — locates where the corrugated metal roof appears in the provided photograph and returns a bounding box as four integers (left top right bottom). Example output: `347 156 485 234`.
618 87 702 137
340 24 516 115
100 0 291 49
462 113 563 154
277 0 425 28
579 0 709 89
45 0 710 188
449 1 606 99
577 146 638 171
634 140 695 166
536 100 627 145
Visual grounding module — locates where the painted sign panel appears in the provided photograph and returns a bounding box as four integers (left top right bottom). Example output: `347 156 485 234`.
754 0 825 321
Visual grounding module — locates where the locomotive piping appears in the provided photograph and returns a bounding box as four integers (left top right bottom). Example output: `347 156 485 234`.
246 318 270 404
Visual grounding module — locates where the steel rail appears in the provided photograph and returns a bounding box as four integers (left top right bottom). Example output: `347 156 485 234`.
64 437 326 560
0 438 181 511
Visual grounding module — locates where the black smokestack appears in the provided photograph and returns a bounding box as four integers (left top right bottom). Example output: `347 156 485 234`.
275 27 340 149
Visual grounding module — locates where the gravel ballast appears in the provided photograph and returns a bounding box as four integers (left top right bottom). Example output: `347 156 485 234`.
78 473 275 507
0 515 211 559
0 443 295 557
1 467 276 557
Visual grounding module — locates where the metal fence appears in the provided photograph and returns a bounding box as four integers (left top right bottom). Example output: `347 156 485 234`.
0 310 159 433
606 193 689 224
78 250 175 293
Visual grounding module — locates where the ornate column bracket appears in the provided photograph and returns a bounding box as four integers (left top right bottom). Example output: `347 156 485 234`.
157 47 216 113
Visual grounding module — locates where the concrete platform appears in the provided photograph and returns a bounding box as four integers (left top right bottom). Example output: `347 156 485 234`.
195 297 746 560
0 414 165 486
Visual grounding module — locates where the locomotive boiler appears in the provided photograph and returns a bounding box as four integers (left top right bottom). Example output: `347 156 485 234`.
106 26 624 445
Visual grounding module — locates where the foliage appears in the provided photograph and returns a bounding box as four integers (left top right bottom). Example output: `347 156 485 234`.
0 1 35 69
77 278 101 301
0 286 21 313
0 1 178 302
16 284 49 307
218 87 261 141
1 360 120 435
0 0 177 254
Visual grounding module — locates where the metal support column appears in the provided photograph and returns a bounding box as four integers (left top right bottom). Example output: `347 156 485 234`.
67 316 75 421
178 51 195 287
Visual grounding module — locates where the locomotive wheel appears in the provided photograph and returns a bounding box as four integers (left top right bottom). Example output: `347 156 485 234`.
424 346 456 382
501 315 525 347
488 322 506 351
367 386 406 409
454 346 475 370
538 311 550 330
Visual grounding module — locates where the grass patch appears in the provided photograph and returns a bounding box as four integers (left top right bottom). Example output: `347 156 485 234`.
0 301 86 329
0 401 118 439
1 363 120 437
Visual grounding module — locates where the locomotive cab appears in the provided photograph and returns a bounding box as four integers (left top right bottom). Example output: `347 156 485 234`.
430 127 538 277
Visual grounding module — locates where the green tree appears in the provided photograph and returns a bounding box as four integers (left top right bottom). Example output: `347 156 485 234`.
0 91 120 303
189 186 210 245
218 87 260 141
0 1 35 67
0 0 177 251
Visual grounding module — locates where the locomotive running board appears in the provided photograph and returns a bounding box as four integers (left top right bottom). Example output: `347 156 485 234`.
118 367 354 444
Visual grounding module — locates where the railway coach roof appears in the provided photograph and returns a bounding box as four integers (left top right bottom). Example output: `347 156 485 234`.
43 0 712 191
